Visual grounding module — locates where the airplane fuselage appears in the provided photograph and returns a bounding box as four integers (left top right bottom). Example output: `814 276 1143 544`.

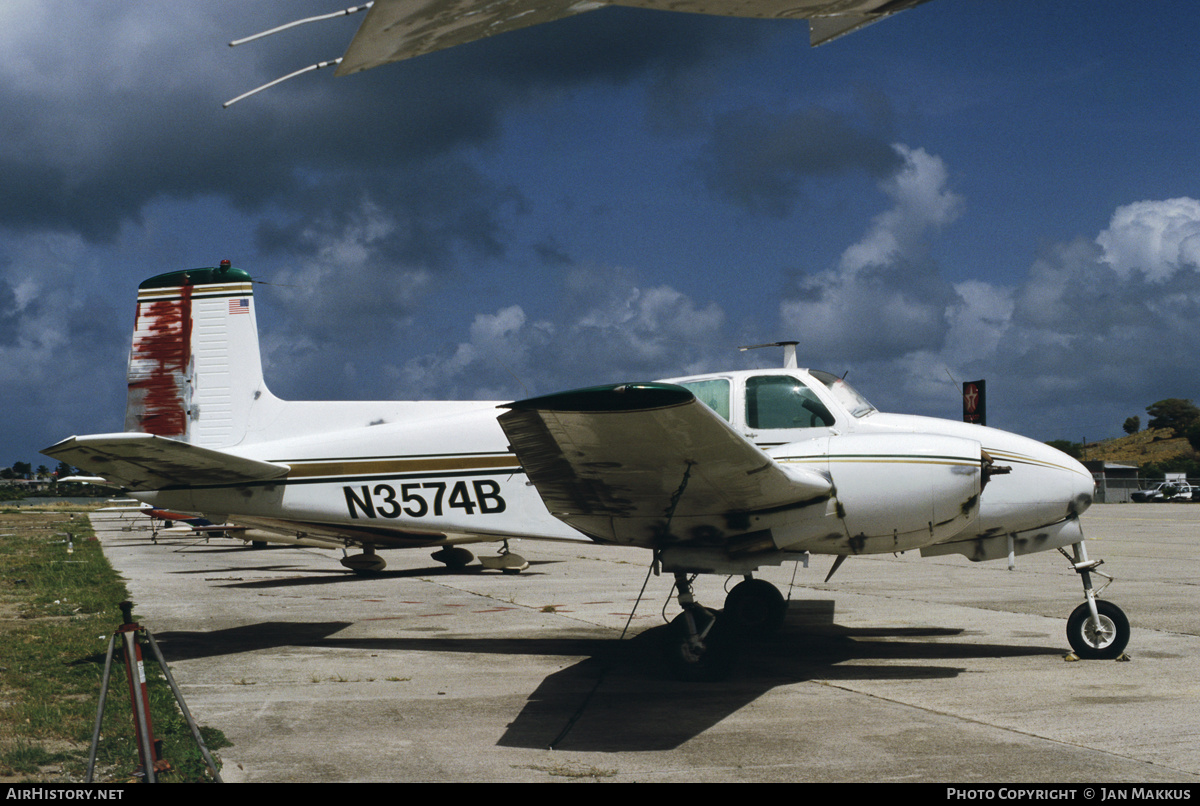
138 367 1093 570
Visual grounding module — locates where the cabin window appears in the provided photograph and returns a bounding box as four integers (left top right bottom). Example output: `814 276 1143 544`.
677 378 731 421
745 375 835 430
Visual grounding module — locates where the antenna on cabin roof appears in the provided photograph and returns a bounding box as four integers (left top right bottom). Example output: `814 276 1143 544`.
738 341 799 369
223 3 373 108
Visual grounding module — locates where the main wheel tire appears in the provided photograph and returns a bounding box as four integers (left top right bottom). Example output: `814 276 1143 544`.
662 608 739 682
724 579 786 636
1066 600 1129 659
431 546 474 569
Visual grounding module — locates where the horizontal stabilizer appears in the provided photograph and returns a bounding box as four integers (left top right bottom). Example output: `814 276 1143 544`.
42 433 290 491
498 383 831 541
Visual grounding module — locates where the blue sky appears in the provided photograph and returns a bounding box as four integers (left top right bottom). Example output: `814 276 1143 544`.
3 0 1200 469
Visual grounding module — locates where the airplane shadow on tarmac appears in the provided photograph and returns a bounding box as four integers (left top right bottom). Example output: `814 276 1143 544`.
158 555 562 582
148 599 1063 753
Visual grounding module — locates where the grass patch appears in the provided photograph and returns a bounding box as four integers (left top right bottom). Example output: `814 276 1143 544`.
0 512 229 783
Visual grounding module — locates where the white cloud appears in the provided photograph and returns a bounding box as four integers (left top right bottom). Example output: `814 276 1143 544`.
780 145 963 362
269 198 435 334
391 266 729 400
770 142 1200 440
837 145 962 274
1096 198 1200 282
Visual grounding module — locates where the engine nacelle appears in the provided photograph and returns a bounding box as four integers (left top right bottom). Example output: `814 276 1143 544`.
775 432 982 555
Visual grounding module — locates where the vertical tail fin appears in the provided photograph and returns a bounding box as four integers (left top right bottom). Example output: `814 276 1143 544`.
125 261 272 448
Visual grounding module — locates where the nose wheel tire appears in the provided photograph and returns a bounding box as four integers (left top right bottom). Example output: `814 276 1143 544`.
1066 600 1129 659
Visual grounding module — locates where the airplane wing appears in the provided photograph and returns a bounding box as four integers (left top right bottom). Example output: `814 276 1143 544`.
42 433 290 491
336 0 935 75
336 0 599 75
497 382 831 543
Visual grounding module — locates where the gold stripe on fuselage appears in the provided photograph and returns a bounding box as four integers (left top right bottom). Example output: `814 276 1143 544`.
778 454 980 468
283 454 520 480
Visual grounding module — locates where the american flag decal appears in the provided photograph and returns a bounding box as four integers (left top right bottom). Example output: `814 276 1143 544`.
229 298 249 315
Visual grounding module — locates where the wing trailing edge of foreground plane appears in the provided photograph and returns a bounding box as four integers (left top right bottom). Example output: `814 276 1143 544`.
42 433 290 492
335 0 936 76
497 383 832 541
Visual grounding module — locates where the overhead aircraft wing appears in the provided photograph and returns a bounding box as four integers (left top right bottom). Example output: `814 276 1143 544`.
336 0 935 75
42 433 290 491
497 383 831 543
336 0 601 76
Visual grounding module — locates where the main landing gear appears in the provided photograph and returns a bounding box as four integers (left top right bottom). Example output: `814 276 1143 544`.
431 541 529 573
431 546 474 569
663 573 789 681
477 541 529 573
1061 541 1129 660
341 546 387 574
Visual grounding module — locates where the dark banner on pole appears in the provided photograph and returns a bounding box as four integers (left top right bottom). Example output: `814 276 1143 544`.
963 380 986 425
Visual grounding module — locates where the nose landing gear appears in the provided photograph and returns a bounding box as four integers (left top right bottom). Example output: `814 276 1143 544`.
1060 542 1129 660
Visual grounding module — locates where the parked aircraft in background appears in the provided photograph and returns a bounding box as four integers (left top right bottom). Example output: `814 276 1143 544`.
43 263 1127 678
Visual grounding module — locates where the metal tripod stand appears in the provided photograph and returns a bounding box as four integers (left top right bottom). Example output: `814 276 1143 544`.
88 601 223 783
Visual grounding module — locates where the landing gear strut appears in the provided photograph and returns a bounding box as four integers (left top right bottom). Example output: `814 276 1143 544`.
1061 541 1129 659
662 573 739 681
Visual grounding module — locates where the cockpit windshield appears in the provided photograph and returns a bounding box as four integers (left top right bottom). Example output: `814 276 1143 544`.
809 370 877 419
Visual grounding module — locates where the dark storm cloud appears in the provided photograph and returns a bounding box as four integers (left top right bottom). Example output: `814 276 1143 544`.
0 279 19 346
696 105 905 217
0 93 295 240
461 8 768 87
0 3 765 244
254 158 521 269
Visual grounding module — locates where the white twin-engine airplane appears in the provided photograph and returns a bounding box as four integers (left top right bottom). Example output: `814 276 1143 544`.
44 262 1128 679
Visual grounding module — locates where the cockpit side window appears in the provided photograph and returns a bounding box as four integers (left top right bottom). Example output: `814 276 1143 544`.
677 378 731 422
745 375 835 430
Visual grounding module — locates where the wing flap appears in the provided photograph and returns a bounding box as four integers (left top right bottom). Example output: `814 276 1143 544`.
498 383 831 541
42 433 290 491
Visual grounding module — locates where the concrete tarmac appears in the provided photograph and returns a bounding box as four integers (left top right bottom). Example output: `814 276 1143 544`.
88 504 1200 783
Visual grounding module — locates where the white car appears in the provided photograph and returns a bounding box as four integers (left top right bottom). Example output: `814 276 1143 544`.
1131 481 1196 502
